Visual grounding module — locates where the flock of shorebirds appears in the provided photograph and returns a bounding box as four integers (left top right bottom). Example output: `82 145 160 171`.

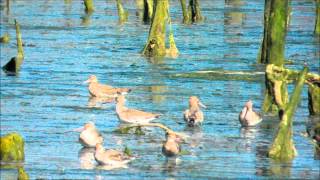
74 74 262 168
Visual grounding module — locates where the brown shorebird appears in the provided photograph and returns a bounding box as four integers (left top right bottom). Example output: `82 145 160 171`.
94 143 134 166
239 100 262 127
75 122 104 148
116 95 161 124
84 75 131 97
183 96 206 127
162 132 182 157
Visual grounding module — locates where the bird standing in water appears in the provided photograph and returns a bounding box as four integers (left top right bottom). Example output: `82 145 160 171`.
94 143 134 166
84 75 131 97
162 132 182 157
184 96 206 127
115 95 161 124
75 122 104 148
239 100 262 127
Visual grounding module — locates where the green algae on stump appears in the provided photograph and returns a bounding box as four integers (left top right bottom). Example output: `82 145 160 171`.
84 0 94 13
143 0 154 23
116 0 129 24
18 167 29 180
315 0 320 34
308 83 320 115
268 67 308 161
142 0 169 57
0 33 10 43
0 133 25 163
2 20 24 75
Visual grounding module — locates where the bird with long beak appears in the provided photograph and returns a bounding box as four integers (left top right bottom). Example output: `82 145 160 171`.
239 100 262 127
83 75 131 98
74 122 104 148
183 96 206 127
115 95 161 124
94 143 135 166
162 132 182 157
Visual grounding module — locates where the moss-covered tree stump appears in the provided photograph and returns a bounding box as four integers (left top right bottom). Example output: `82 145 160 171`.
143 0 154 23
2 20 24 75
0 33 10 43
18 167 29 180
308 83 320 115
84 0 94 13
268 67 308 161
116 0 129 24
0 133 25 163
315 0 320 34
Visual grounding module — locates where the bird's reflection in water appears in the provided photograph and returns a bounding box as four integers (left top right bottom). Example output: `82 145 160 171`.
184 126 203 148
87 97 115 108
240 127 258 152
162 157 181 174
78 147 96 170
96 163 129 170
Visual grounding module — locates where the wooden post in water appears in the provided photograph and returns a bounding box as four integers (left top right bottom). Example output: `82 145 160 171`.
2 20 24 75
142 0 168 57
268 67 308 161
315 0 320 35
143 0 154 23
116 0 129 24
308 83 320 115
262 0 290 113
258 0 271 64
180 0 190 24
84 0 94 13
189 0 204 22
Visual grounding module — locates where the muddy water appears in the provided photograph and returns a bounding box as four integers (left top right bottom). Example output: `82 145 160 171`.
0 0 319 179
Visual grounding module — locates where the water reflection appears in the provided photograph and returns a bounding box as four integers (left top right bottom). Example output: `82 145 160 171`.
162 158 181 175
81 12 93 26
87 97 115 108
240 127 258 152
184 126 203 148
78 147 96 170
224 0 246 44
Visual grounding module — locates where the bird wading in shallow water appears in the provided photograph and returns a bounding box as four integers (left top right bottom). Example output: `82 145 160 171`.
162 132 182 157
184 96 206 127
94 143 135 166
74 122 104 148
115 95 161 124
84 75 131 97
239 100 262 127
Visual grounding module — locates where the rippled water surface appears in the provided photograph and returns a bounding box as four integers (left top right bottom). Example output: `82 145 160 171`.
1 0 319 179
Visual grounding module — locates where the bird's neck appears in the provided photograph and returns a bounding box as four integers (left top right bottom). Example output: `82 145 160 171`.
116 103 127 113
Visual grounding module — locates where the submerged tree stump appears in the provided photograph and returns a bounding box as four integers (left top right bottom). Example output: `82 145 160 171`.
2 20 24 75
315 0 320 34
142 0 168 57
0 133 25 163
179 0 204 24
143 0 154 23
116 0 129 24
308 83 320 115
269 67 308 161
0 33 10 43
262 0 290 113
84 0 94 13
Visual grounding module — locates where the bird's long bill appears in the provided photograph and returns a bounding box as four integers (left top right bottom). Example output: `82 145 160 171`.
199 101 207 108
72 127 84 132
82 79 90 84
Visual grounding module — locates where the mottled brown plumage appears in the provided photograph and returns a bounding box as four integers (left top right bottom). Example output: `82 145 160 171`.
84 75 131 97
94 144 134 166
116 95 161 123
183 96 206 126
239 100 262 127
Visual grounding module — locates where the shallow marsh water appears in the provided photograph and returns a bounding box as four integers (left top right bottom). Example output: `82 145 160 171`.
0 0 319 179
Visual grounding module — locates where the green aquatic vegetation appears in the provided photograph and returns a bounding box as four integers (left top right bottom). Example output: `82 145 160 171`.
123 146 132 156
0 133 25 163
268 67 308 161
0 33 10 43
171 70 264 82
